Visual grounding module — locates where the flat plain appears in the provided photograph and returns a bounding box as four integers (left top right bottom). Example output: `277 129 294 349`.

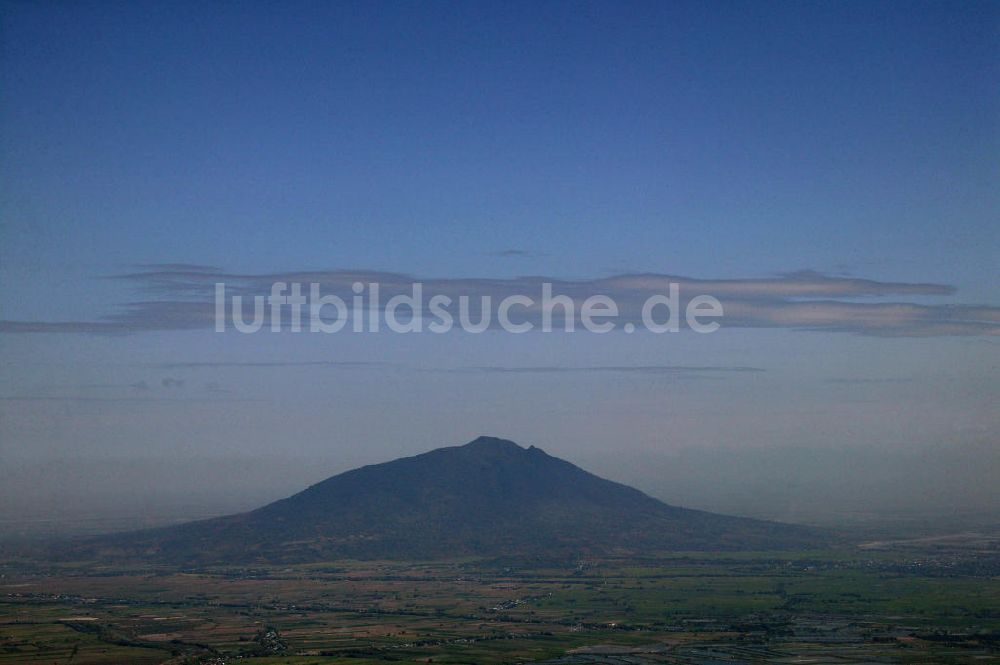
2 533 999 664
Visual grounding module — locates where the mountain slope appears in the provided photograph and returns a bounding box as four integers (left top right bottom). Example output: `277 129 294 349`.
72 437 826 563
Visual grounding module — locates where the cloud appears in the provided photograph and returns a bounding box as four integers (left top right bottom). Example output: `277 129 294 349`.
0 321 133 333
433 365 765 374
824 377 915 385
155 360 386 369
1 263 997 337
605 269 955 298
0 395 258 403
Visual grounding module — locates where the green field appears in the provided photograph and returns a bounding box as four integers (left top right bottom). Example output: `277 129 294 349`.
2 541 999 664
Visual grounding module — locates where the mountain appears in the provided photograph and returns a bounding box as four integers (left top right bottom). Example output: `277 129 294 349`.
68 437 827 563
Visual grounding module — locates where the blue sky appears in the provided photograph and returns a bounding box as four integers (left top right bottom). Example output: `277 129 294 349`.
1 1 998 529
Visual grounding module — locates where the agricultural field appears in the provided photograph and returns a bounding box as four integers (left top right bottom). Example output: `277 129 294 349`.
2 542 999 664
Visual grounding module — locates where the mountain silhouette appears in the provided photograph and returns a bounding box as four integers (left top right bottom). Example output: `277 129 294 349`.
71 436 825 563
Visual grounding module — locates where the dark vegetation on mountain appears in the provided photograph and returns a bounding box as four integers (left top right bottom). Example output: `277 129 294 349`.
66 437 828 563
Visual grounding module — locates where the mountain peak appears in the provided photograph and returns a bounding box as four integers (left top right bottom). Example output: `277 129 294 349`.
74 436 828 563
463 435 524 451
